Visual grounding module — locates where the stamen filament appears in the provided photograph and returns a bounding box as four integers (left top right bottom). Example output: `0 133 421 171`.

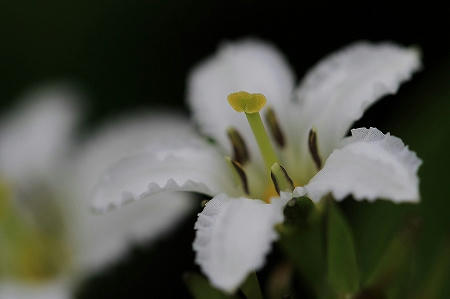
245 112 279 173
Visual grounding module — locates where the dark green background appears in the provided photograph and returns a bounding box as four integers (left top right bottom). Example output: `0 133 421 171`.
1 1 449 298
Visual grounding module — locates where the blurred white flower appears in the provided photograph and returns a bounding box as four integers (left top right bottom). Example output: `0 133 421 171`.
92 39 422 292
69 112 194 273
0 85 193 298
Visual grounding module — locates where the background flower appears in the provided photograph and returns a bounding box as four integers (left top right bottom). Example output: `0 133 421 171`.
0 85 193 298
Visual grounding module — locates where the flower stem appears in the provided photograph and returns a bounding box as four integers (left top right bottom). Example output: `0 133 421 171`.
246 112 279 173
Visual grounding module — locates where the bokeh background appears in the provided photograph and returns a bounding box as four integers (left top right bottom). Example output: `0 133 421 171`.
1 1 449 298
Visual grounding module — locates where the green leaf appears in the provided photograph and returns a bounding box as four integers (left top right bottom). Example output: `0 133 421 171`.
240 272 263 299
363 218 419 293
413 238 450 299
341 200 416 284
184 272 232 299
279 197 327 295
327 202 360 295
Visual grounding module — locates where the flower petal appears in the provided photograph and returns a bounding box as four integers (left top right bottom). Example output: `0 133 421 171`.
187 39 295 162
70 192 194 274
193 193 291 292
0 280 70 299
90 115 238 212
0 84 80 182
304 128 421 203
293 42 420 169
68 114 196 272
75 112 203 198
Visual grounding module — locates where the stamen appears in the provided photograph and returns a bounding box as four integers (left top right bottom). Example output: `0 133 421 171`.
308 128 322 170
264 106 285 148
227 127 250 164
225 157 250 195
227 91 279 173
270 163 294 195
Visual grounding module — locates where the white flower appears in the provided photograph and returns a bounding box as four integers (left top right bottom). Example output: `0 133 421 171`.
92 39 422 292
69 112 194 273
0 280 71 299
0 85 193 298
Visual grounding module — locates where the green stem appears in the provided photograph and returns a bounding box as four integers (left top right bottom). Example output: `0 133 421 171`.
245 112 278 173
241 272 263 299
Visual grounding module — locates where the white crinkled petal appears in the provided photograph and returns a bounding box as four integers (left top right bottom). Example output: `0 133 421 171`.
0 84 80 182
292 41 420 173
304 127 421 203
70 192 193 274
91 136 239 212
0 280 70 299
66 114 196 272
75 112 206 200
187 38 295 164
193 193 291 293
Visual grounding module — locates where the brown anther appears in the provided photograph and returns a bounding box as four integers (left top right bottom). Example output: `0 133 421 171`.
270 163 294 195
308 128 322 170
265 107 286 148
227 127 250 164
226 158 250 195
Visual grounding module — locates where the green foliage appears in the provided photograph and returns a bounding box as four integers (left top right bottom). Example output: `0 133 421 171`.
184 273 233 299
413 238 450 299
365 220 418 289
241 272 263 299
383 55 450 299
349 214 420 299
341 200 416 284
327 202 360 296
279 197 327 296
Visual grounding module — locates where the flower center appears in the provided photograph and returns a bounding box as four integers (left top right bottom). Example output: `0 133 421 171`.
227 91 294 202
0 180 71 282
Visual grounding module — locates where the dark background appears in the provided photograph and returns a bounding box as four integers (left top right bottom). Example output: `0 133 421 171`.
1 1 449 298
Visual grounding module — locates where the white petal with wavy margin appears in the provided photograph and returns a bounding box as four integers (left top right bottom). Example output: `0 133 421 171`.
193 193 291 292
70 191 193 274
303 127 421 203
67 113 195 272
291 42 420 177
91 140 238 212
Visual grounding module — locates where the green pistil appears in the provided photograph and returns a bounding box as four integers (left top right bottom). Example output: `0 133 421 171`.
245 112 278 171
227 91 279 173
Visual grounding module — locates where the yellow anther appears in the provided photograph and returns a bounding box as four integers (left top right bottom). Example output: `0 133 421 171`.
227 91 267 113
